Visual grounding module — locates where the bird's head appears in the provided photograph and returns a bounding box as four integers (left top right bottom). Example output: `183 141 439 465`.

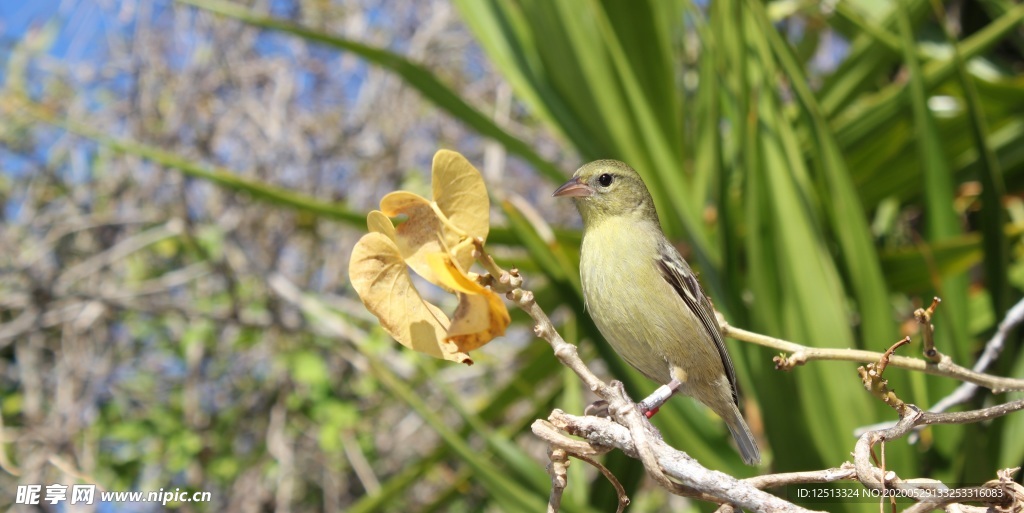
553 160 658 227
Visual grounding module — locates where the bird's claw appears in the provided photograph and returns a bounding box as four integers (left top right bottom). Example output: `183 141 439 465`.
585 399 610 417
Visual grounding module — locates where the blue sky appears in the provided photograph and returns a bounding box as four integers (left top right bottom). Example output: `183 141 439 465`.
2 0 109 63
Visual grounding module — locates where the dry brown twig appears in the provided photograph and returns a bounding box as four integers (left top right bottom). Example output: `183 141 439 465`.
533 421 630 513
916 298 943 362
474 242 1024 513
853 339 1024 513
857 296 1024 440
736 319 1024 393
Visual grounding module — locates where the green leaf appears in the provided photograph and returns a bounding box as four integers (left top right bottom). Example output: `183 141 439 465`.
290 350 331 393
368 356 546 513
896 0 968 461
999 347 1024 468
929 0 1010 318
315 400 359 452
749 0 894 351
3 96 368 226
455 0 719 270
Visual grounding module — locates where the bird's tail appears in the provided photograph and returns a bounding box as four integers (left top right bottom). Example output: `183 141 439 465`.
724 405 761 466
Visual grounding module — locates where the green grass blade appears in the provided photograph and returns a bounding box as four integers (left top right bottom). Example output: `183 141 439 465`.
454 0 605 159
833 3 1024 151
896 4 970 359
456 0 724 271
878 224 1023 293
369 357 546 513
929 0 1010 318
749 0 895 351
716 3 874 476
895 0 971 462
820 0 928 117
4 95 366 225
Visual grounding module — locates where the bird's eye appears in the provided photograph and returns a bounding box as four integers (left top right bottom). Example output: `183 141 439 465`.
598 173 613 187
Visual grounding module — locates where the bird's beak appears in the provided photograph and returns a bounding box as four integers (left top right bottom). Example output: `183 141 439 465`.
553 177 594 198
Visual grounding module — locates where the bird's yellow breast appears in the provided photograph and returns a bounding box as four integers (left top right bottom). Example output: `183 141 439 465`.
579 217 724 387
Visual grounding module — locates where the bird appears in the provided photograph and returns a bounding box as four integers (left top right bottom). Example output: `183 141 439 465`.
553 159 760 465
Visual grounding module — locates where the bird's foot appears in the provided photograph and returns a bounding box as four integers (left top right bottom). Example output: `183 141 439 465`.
584 399 609 417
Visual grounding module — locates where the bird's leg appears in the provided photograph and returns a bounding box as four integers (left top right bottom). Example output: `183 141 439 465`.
638 379 682 418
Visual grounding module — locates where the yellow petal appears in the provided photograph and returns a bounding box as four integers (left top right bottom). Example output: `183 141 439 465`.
432 150 489 245
376 152 489 284
366 210 395 238
446 290 510 352
425 252 485 295
379 190 431 218
379 191 448 287
425 252 510 352
348 232 472 364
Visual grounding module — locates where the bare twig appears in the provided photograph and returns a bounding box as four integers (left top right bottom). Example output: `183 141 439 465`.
856 297 1024 437
915 298 943 362
918 398 1024 426
572 453 629 513
858 337 912 414
534 416 630 512
47 455 107 492
855 400 1024 511
712 466 862 513
930 296 1024 412
544 411 818 513
341 431 380 495
743 463 858 489
53 219 185 295
544 445 569 513
723 321 1024 392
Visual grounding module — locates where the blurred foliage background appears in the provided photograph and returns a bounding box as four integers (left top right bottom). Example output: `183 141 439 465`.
1 0 1024 511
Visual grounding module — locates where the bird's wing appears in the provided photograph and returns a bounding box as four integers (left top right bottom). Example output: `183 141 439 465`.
655 240 740 406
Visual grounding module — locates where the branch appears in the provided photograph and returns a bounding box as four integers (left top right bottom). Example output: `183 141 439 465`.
53 219 185 295
852 342 1024 512
475 242 818 513
742 463 858 490
538 410 819 513
855 297 1024 437
531 423 629 513
930 295 1024 412
721 320 1024 393
915 297 943 362
853 403 1022 511
475 240 1024 512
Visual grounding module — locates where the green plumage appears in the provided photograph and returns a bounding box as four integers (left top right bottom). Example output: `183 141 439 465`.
556 160 760 466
